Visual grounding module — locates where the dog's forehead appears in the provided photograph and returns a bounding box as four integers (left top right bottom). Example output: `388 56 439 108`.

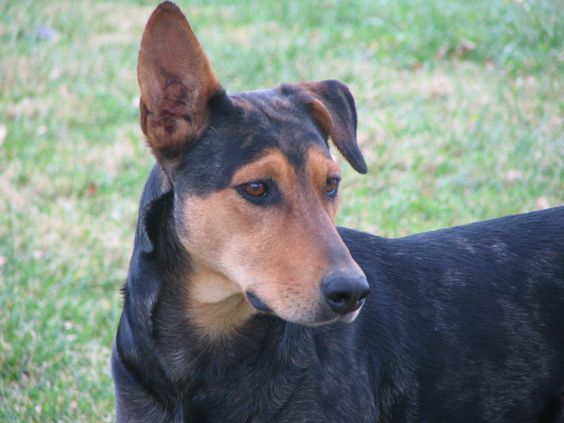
231 89 330 163
233 89 325 143
176 88 331 195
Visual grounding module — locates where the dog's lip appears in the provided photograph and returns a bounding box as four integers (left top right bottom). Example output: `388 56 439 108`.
245 291 272 313
338 306 363 323
302 301 365 326
349 298 366 313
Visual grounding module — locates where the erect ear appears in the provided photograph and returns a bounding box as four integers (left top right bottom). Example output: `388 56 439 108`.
300 80 367 174
138 1 220 161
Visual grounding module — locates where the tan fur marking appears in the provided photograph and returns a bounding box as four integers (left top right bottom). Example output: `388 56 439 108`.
231 150 294 187
305 147 341 222
308 98 335 140
186 263 253 340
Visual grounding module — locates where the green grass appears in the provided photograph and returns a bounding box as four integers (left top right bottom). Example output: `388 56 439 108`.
0 0 562 420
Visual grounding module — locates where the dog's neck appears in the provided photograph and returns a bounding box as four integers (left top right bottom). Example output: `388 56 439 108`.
146 184 256 340
186 262 255 340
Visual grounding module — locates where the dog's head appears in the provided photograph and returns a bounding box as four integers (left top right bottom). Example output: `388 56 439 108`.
138 2 369 333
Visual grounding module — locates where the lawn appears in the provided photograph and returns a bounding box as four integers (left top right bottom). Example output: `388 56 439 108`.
0 0 562 420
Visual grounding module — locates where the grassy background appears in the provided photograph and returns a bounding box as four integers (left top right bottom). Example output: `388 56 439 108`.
0 0 562 420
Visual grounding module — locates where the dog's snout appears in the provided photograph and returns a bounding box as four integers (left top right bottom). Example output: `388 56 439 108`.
322 273 370 314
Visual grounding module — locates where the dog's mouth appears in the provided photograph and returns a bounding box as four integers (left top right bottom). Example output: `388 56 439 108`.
246 291 273 313
297 308 363 327
338 307 363 323
312 304 364 325
245 291 364 325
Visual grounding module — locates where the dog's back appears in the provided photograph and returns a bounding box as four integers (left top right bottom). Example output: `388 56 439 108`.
342 207 564 422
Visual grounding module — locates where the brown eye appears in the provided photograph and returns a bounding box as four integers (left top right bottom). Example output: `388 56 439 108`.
325 177 340 197
244 181 267 197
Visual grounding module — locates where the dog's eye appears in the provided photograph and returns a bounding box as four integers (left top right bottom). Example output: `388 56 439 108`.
243 181 267 197
236 179 280 206
234 178 282 206
325 177 340 198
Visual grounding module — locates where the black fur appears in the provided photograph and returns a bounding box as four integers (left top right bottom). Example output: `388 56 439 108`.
112 85 564 422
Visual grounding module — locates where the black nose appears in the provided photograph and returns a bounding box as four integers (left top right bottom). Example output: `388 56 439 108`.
322 273 370 314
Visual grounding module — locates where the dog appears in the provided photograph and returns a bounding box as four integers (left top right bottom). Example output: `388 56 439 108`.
111 2 564 422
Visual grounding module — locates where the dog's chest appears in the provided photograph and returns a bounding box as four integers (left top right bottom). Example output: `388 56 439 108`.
180 348 379 423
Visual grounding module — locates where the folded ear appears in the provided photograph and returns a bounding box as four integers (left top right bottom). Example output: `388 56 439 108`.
138 1 220 161
300 80 367 174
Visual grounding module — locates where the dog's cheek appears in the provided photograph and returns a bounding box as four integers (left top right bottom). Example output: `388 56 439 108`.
180 195 232 264
181 192 269 271
218 223 279 289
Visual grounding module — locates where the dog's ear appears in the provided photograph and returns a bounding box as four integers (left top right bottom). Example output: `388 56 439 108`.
138 1 220 162
300 80 367 174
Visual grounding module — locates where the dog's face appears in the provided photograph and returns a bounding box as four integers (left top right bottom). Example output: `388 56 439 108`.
137 2 369 331
174 89 367 326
